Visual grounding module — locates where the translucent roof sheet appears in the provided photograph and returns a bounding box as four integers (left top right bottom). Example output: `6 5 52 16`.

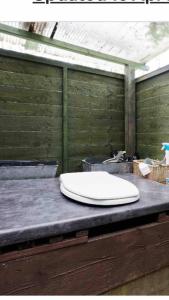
0 22 169 74
53 22 169 63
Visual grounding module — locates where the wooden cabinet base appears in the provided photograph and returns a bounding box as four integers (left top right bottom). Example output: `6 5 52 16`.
1 215 169 295
105 266 169 295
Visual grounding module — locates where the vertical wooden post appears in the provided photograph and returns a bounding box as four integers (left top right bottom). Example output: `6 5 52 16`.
125 65 136 156
62 67 68 173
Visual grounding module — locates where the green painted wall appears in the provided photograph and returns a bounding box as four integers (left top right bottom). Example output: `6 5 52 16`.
0 55 63 167
136 71 169 160
0 53 125 172
67 69 124 171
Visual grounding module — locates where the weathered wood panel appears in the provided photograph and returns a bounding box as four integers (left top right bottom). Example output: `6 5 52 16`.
1 218 169 295
0 53 125 171
0 55 63 164
0 102 62 117
67 69 125 171
105 266 169 295
0 86 62 105
136 71 169 159
0 116 62 132
62 67 68 172
0 55 62 77
0 131 62 148
0 71 62 91
0 147 62 161
125 66 135 156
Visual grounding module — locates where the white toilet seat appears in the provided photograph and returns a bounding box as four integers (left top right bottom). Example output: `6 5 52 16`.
60 171 139 206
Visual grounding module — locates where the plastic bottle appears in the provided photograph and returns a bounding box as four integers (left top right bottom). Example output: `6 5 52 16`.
166 175 169 185
161 143 169 165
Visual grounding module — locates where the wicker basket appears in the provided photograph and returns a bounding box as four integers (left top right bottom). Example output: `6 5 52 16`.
133 160 169 183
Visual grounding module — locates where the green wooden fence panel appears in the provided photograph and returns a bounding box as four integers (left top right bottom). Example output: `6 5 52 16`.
136 71 169 160
0 53 125 173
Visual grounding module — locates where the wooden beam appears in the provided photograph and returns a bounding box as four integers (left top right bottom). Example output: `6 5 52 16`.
1 218 169 295
136 64 169 83
62 67 68 173
125 65 136 156
0 23 148 71
0 48 124 80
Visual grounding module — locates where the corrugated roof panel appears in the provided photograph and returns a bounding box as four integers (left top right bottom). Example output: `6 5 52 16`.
0 22 169 75
0 23 124 73
0 21 56 36
53 22 169 63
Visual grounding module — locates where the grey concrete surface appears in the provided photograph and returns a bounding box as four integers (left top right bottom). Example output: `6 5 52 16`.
0 174 169 247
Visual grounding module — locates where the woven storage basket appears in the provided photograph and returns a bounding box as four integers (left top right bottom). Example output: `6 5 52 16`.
133 160 169 183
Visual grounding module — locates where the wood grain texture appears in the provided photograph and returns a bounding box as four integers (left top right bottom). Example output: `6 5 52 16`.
62 67 68 172
1 219 169 295
0 54 125 170
0 86 62 105
0 70 62 91
105 266 169 295
0 102 62 117
0 55 62 77
125 66 135 156
0 48 124 80
0 131 62 148
136 70 169 159
0 116 62 132
0 55 63 163
0 146 62 161
67 69 125 171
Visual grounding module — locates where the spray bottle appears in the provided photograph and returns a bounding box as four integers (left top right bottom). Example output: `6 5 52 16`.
161 143 169 165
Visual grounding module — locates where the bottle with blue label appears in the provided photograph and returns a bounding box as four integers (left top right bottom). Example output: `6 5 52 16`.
162 143 169 185
161 143 169 165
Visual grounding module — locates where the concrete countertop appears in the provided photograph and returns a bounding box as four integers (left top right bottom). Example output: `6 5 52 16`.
0 173 169 248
